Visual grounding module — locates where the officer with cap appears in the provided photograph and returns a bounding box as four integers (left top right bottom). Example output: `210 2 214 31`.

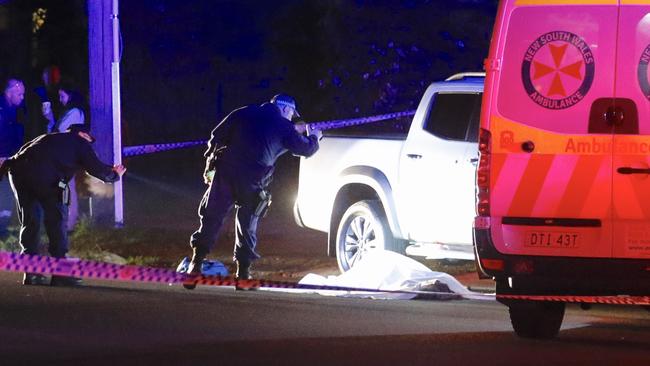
185 93 321 288
0 124 126 286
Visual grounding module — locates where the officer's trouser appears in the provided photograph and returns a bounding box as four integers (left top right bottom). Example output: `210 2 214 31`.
9 173 69 258
189 166 263 264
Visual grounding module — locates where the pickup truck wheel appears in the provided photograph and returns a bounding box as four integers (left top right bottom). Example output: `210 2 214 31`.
508 300 565 339
335 200 399 272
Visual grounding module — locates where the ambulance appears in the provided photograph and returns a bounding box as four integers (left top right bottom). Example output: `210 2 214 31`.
474 0 650 338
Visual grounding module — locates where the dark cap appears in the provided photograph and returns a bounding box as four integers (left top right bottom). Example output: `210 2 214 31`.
270 93 300 118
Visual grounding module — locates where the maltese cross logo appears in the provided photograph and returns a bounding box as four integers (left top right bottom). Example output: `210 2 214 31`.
522 31 595 110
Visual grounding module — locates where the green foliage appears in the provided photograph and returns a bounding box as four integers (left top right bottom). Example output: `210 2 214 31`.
67 216 184 268
0 218 171 267
0 229 20 253
68 216 110 259
125 255 161 267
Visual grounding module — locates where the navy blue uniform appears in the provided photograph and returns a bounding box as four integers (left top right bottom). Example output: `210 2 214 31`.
0 98 25 234
6 132 120 258
190 103 319 264
0 98 24 157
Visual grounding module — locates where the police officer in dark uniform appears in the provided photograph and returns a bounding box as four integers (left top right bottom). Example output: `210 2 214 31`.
185 94 321 286
0 124 126 286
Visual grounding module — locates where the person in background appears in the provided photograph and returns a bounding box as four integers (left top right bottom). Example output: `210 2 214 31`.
0 78 26 236
0 124 126 286
42 84 86 231
31 65 62 138
184 93 321 289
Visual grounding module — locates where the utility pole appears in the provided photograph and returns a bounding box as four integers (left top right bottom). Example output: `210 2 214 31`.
87 0 123 227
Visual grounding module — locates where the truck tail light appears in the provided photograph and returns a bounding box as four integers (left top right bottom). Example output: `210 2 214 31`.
476 128 491 217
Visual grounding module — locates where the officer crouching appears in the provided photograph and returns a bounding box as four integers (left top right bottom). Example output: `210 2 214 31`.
0 124 126 286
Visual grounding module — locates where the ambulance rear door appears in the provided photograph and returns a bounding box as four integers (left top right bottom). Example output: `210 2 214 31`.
611 1 650 259
489 1 618 258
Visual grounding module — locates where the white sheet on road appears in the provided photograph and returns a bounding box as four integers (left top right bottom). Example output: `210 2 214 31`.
264 250 494 301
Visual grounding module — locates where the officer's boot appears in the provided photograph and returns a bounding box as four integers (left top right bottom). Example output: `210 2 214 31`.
23 273 49 286
235 260 251 280
183 248 207 290
235 260 257 291
51 275 84 287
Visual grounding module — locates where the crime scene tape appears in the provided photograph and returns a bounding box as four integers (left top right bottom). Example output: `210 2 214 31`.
497 294 650 306
0 250 466 298
119 109 416 158
122 140 207 158
305 110 416 131
0 251 185 284
4 251 650 304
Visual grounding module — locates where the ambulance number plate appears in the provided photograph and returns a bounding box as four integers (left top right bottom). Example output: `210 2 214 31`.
525 232 579 248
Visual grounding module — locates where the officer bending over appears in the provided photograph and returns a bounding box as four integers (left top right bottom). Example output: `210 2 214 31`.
0 124 126 286
185 94 321 286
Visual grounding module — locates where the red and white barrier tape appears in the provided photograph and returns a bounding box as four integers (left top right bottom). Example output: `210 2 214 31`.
6 251 648 304
0 251 185 284
0 251 463 297
497 294 650 306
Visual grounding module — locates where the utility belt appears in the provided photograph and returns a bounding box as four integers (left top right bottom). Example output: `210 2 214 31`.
206 154 272 217
58 179 70 205
255 189 272 217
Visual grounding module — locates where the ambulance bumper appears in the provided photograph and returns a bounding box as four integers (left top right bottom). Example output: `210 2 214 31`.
473 228 650 296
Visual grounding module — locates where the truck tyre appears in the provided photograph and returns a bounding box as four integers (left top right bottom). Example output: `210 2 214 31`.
508 300 565 339
335 200 402 272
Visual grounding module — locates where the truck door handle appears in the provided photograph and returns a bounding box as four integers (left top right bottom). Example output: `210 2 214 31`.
469 157 479 165
617 167 650 175
407 154 422 159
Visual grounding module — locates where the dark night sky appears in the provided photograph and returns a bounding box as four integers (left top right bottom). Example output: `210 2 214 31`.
0 0 498 145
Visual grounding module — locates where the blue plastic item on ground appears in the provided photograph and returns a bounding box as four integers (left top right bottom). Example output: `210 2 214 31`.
176 257 229 276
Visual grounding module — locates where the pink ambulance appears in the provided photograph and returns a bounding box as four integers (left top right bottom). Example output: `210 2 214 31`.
474 0 650 338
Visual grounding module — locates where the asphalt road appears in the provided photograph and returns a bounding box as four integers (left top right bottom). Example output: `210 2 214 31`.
1 271 650 366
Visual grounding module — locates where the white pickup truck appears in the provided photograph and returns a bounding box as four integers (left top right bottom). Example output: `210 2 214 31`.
294 73 484 272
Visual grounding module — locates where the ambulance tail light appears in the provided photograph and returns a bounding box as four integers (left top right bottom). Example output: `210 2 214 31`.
476 128 491 217
480 258 504 271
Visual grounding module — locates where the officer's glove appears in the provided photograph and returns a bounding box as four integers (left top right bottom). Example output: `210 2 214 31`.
204 169 215 185
294 122 307 134
309 128 323 141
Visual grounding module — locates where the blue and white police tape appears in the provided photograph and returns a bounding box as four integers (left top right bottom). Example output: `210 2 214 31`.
119 109 417 157
122 140 207 158
305 109 415 132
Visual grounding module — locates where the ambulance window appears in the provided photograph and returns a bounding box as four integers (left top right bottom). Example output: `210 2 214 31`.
424 92 482 142
496 6 616 134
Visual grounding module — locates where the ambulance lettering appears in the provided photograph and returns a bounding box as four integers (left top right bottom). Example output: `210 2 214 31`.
639 44 650 101
522 31 595 110
564 138 650 154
